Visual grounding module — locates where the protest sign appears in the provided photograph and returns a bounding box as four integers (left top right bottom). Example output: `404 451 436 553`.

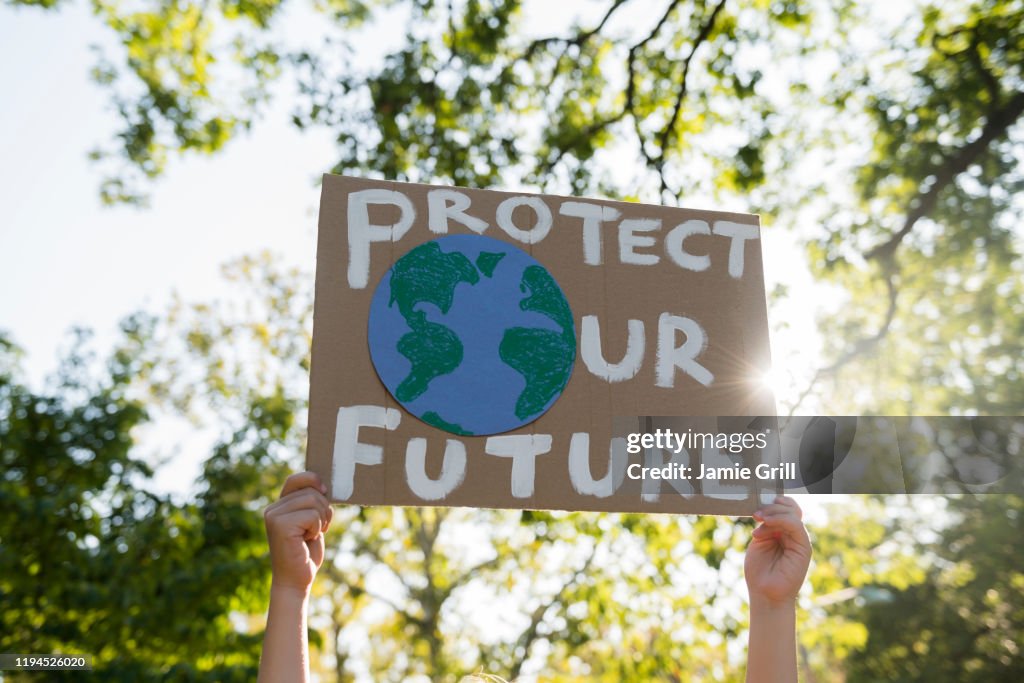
307 175 777 514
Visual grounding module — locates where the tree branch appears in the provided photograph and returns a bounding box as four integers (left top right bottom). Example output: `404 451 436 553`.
324 563 427 630
522 0 631 60
787 266 898 417
965 33 1001 109
351 536 415 594
438 554 504 602
412 508 438 590
508 545 598 679
656 0 728 155
792 87 1024 414
624 0 686 199
578 0 631 44
329 587 355 683
446 0 458 65
865 88 1024 262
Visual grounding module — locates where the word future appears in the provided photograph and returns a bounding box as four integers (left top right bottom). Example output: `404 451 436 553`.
334 405 763 503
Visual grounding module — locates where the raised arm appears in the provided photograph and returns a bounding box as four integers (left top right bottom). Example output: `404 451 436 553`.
744 495 811 683
258 471 334 683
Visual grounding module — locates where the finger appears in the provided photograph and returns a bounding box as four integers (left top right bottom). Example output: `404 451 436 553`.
751 524 782 541
266 494 334 537
277 508 328 541
752 503 796 520
275 486 331 509
298 495 335 534
757 508 799 520
757 509 800 525
756 512 808 542
270 489 331 521
773 495 803 516
757 501 799 514
308 534 325 568
279 471 326 498
280 471 327 499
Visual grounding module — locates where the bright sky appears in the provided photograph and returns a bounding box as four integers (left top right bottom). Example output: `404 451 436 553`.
0 3 334 384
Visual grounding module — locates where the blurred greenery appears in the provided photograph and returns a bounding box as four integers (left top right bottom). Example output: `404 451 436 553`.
0 325 279 681
4 0 1024 680
844 495 1024 682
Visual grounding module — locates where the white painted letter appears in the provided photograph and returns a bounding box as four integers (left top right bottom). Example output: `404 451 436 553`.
333 405 402 499
427 189 488 234
665 219 712 272
580 315 645 382
641 443 695 503
496 196 553 244
712 220 759 279
656 313 714 388
618 218 661 265
559 201 622 265
404 438 467 501
568 433 628 497
347 189 415 289
485 434 553 498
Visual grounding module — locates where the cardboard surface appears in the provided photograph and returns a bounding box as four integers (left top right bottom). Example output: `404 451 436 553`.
308 175 776 515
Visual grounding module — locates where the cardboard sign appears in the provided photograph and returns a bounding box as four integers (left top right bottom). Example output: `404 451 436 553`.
307 175 776 514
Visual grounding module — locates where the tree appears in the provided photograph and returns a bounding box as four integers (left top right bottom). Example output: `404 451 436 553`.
842 494 1024 682
802 0 1024 415
0 325 287 681
12 0 1023 415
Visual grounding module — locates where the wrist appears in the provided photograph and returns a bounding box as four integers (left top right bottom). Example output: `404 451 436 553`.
749 594 797 615
270 581 312 605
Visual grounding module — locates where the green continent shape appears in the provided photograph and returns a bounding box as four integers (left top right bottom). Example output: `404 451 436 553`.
517 265 575 343
475 251 506 278
389 241 480 320
499 328 575 420
388 241 479 402
499 265 577 421
422 411 473 436
395 320 462 402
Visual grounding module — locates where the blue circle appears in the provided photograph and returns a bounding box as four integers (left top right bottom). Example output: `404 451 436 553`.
367 234 576 436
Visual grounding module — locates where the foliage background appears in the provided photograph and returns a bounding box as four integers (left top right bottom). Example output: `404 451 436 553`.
1 0 1022 680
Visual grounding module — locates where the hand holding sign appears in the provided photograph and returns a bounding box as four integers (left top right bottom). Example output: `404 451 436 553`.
263 471 333 595
746 496 812 606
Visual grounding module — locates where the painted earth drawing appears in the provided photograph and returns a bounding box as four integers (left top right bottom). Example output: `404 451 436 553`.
367 234 576 435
